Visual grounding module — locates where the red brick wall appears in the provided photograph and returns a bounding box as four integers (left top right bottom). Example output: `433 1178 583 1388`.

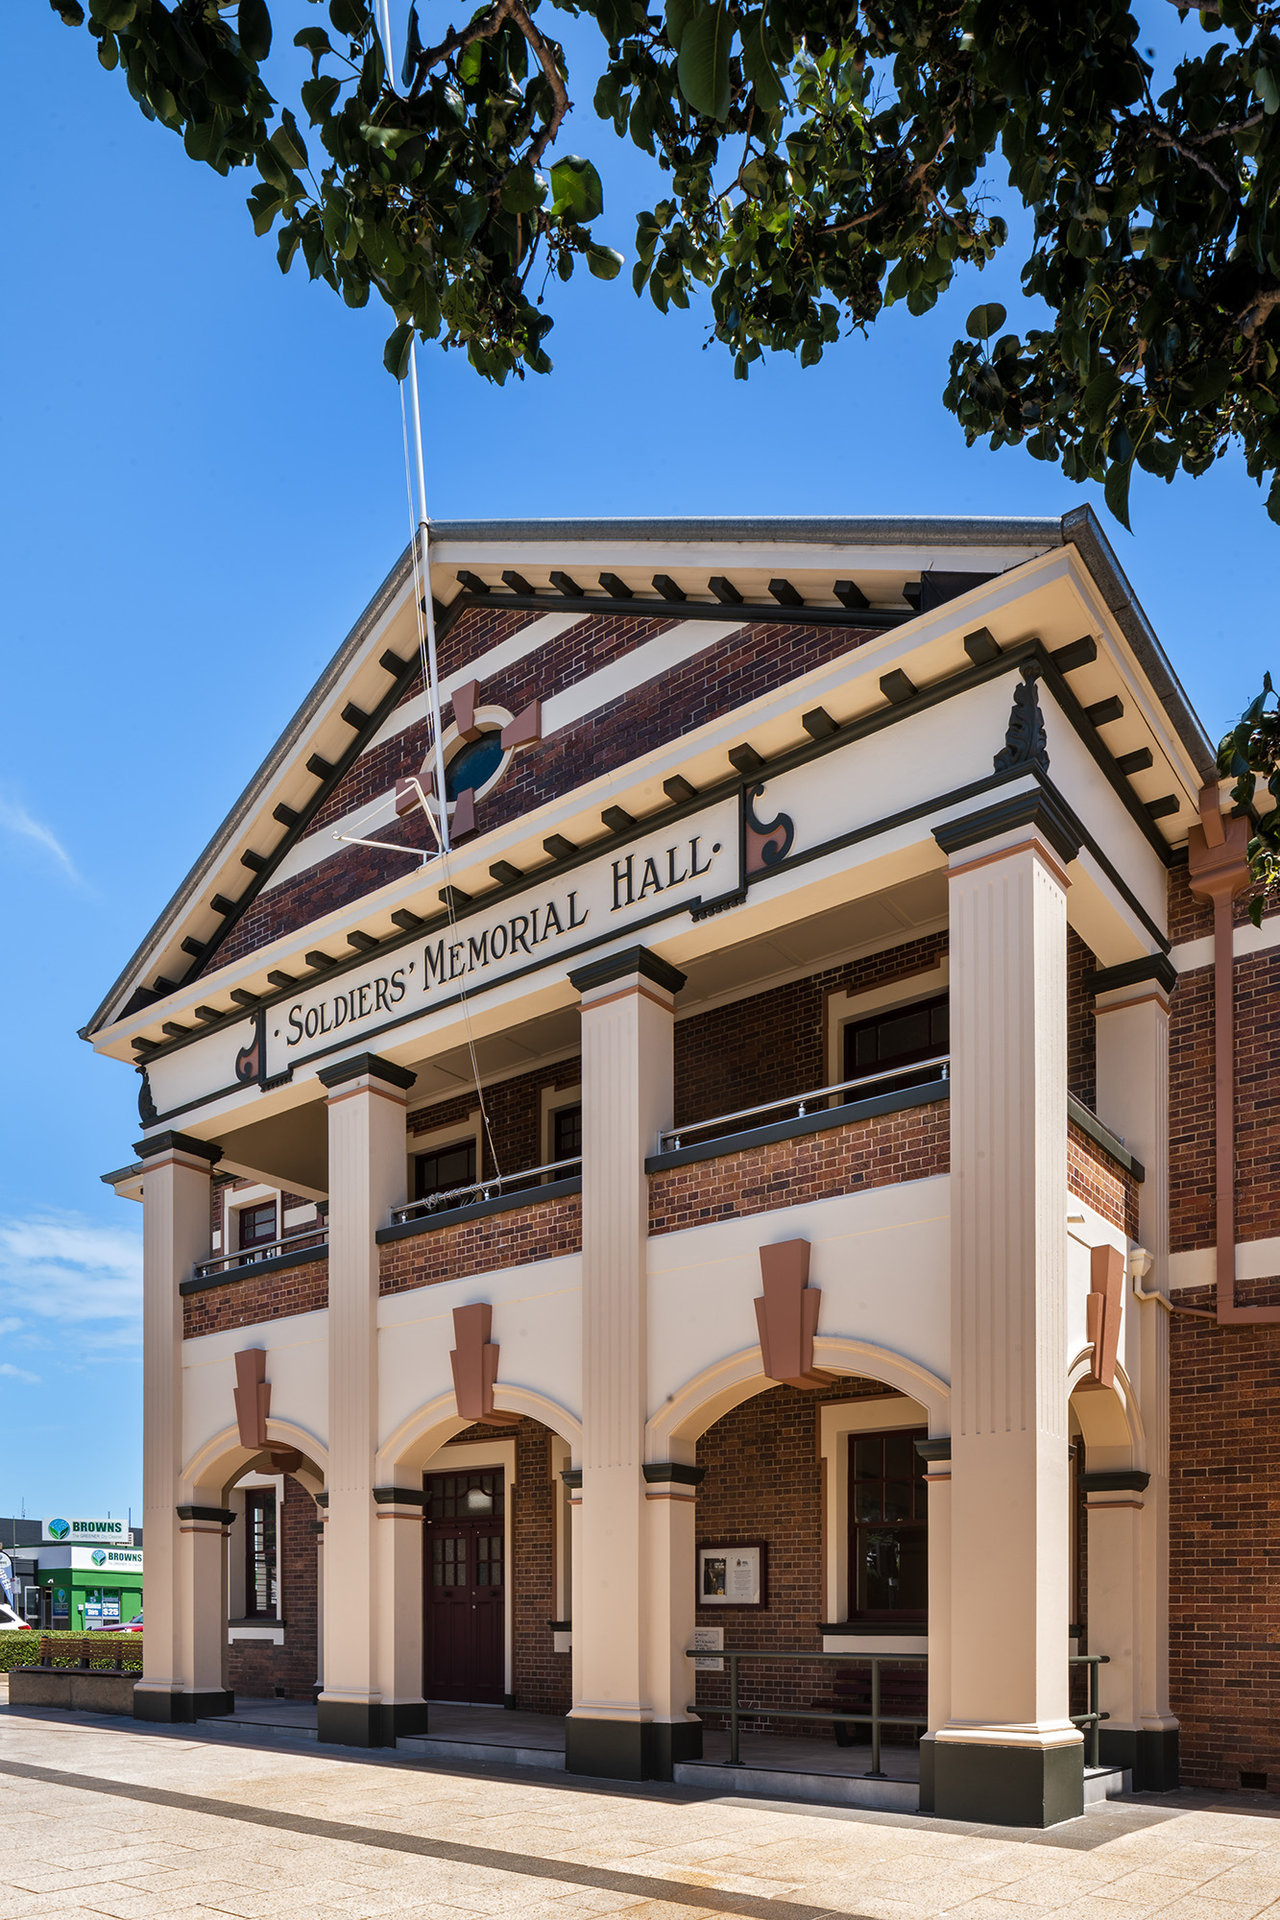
1067 1122 1140 1238
208 610 879 968
379 1194 581 1297
226 1474 319 1701
673 931 948 1129
408 1056 582 1179
693 1380 921 1734
182 1258 329 1337
649 1101 949 1236
1170 1280 1280 1791
1067 927 1098 1112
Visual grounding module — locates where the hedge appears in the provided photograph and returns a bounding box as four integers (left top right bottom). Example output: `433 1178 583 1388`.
0 1631 142 1672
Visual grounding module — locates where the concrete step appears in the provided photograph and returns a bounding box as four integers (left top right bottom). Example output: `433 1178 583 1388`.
1084 1765 1131 1804
673 1759 917 1812
396 1733 565 1771
196 1713 318 1743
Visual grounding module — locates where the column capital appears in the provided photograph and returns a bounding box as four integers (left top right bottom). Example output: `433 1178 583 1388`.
933 787 1083 869
1090 954 1178 998
132 1130 222 1165
316 1051 415 1092
568 945 686 998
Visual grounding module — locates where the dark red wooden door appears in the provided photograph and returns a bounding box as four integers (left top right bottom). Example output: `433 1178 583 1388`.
423 1471 505 1703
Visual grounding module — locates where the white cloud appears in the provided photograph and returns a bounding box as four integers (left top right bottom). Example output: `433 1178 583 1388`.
0 1216 144 1362
0 797 80 883
0 1362 40 1385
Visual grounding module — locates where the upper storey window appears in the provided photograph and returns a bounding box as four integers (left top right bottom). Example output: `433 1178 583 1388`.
445 730 505 800
237 1200 278 1255
414 1138 477 1205
842 993 949 1097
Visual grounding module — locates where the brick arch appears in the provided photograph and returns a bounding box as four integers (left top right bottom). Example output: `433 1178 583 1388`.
377 1385 581 1480
648 1337 949 1456
1067 1356 1145 1470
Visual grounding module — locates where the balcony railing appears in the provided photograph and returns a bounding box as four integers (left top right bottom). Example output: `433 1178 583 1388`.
390 1154 583 1226
658 1056 951 1154
192 1225 327 1281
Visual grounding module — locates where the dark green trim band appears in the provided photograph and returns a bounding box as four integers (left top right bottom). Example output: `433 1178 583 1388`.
568 946 687 996
1068 1093 1145 1181
371 1487 429 1507
932 786 1084 867
642 1462 706 1486
133 1130 222 1164
915 1438 952 1462
1081 1469 1150 1493
375 1175 581 1245
316 1052 416 1091
176 1505 236 1525
561 1469 583 1489
1091 954 1179 996
179 1241 328 1296
645 1079 947 1174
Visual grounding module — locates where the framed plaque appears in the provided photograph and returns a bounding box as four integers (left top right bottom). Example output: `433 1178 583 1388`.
698 1543 765 1607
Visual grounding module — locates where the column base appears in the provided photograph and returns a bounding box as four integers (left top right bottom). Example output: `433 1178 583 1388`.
933 1738 1084 1827
565 1715 701 1781
133 1688 234 1724
1100 1726 1179 1792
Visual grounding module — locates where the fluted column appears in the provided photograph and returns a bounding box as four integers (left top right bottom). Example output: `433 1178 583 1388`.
564 945 689 1779
1091 957 1179 1790
931 794 1084 1826
316 1052 412 1747
132 1130 227 1722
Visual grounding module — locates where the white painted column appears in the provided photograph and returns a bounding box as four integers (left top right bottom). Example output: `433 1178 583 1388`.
373 1494 428 1735
931 798 1083 1826
133 1131 228 1722
1092 961 1178 1789
564 946 691 1779
316 1053 412 1746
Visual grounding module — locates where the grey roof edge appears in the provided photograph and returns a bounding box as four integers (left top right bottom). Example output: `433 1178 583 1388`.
426 514 1065 547
1059 506 1217 783
83 542 416 1040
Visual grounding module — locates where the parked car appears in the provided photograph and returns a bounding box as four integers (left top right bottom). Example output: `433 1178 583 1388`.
102 1612 142 1632
0 1602 31 1630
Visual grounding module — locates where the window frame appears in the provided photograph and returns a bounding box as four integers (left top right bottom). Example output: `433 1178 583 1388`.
847 1426 929 1624
825 960 950 1096
412 1136 479 1206
243 1487 279 1622
540 1082 583 1170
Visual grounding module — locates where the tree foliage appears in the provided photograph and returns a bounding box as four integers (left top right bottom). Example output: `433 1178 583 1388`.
1219 675 1280 919
47 0 1280 520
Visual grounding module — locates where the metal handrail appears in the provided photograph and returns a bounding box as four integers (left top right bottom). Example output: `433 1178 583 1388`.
391 1155 583 1225
1069 1652 1110 1768
686 1647 928 1778
660 1056 951 1153
193 1227 327 1280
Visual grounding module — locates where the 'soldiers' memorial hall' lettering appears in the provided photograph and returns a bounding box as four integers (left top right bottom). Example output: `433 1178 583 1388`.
88 515 1280 1825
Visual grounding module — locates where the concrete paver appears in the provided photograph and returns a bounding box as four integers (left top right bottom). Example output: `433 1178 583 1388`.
0 1704 1279 1920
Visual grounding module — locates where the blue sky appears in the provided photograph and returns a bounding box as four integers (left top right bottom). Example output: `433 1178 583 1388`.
2 3 1273 1516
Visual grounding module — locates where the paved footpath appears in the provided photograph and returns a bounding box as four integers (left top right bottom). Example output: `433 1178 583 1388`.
2 1703 1280 1920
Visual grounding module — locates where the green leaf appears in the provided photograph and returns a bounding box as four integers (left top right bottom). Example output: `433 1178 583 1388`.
301 74 341 123
1255 66 1280 115
238 0 271 62
1103 454 1134 532
501 163 548 214
740 10 783 112
549 154 604 223
401 2 421 87
965 301 1007 341
664 0 695 50
329 0 369 38
587 244 624 279
49 0 86 24
676 0 733 121
272 108 309 171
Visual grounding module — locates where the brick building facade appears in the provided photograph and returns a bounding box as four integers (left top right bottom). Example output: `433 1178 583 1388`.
90 513 1277 1827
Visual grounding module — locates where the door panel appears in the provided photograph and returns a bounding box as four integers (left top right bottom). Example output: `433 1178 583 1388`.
423 1471 505 1703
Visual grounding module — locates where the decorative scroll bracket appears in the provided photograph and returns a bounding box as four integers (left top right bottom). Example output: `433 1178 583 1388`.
233 1348 272 1449
1086 1245 1125 1388
450 1302 509 1425
755 1239 832 1389
993 669 1049 773
743 782 795 877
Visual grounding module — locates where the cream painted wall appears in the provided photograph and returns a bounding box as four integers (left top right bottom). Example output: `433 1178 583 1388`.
376 1251 583 1448
645 1175 951 1420
181 1309 329 1477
